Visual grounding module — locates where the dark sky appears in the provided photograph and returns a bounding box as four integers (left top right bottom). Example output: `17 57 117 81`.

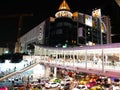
0 0 120 46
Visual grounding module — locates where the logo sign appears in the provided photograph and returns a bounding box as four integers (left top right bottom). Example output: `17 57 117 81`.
85 14 92 27
92 9 101 19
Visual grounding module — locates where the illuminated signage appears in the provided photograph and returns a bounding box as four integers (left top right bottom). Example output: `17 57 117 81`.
92 9 101 18
85 14 92 27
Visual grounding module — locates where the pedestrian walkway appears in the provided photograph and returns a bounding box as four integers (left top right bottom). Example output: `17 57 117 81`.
0 61 39 82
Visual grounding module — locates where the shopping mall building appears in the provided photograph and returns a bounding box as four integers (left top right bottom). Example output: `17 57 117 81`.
20 0 111 54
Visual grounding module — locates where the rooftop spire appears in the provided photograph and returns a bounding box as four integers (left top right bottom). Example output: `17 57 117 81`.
55 0 72 18
58 0 70 11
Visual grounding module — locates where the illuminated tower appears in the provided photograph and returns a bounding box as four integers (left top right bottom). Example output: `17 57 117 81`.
49 0 77 47
55 0 73 18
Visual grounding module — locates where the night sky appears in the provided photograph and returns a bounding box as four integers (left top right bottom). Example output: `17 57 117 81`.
0 0 119 47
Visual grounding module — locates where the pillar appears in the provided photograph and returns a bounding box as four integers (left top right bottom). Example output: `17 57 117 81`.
45 65 51 77
53 67 57 78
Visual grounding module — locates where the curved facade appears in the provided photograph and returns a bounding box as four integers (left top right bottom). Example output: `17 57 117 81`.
49 17 77 47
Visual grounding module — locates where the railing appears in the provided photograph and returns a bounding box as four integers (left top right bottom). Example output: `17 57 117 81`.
37 56 120 78
1 54 120 81
38 57 120 71
0 59 39 82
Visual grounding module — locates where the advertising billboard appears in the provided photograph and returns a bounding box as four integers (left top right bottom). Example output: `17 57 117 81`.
92 9 101 19
85 14 92 27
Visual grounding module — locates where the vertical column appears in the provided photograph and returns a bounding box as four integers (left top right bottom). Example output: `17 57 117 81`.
73 51 75 71
77 51 78 60
24 43 27 53
63 50 65 67
70 51 72 63
53 67 57 78
85 50 87 69
45 65 51 77
102 49 104 72
119 52 120 62
73 51 75 67
44 49 46 61
53 50 58 78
